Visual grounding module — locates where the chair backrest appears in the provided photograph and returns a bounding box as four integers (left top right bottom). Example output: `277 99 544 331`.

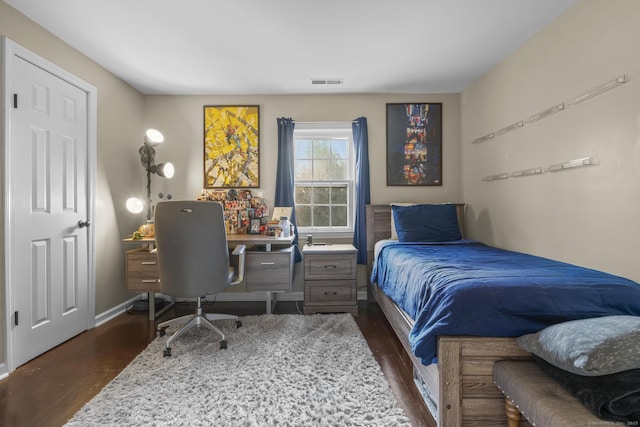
154 200 232 298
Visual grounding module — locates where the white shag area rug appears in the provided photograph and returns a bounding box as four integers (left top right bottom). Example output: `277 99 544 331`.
66 314 411 426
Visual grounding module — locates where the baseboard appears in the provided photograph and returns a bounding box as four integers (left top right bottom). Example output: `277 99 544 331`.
94 295 141 327
204 291 304 302
0 362 8 381
97 290 369 323
202 290 368 302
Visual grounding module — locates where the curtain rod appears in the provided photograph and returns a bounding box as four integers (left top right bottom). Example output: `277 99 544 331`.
292 120 357 124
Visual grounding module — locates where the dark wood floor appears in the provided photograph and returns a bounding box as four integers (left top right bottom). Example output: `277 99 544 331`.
0 300 435 427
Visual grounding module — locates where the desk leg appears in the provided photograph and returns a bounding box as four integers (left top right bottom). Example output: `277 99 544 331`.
265 291 284 314
266 291 273 314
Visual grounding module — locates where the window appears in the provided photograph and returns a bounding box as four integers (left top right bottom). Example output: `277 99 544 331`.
294 124 354 235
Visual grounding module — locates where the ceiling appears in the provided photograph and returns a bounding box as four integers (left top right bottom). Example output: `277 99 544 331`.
6 0 578 95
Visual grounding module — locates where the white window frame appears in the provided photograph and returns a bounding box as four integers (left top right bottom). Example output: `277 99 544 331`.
293 122 355 238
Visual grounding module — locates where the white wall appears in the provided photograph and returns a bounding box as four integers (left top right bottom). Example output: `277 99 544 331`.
461 0 640 282
142 93 462 208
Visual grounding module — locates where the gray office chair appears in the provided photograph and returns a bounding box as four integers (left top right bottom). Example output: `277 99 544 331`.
154 200 245 357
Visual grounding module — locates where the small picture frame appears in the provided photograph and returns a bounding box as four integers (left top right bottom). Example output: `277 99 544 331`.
248 217 262 234
271 206 292 221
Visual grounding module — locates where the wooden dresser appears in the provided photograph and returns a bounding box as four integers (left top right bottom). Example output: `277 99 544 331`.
302 244 357 316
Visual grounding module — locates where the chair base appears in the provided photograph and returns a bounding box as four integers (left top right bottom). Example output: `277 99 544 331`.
157 297 241 357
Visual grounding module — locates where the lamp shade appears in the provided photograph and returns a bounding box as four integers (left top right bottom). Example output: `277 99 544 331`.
126 197 144 214
144 128 164 145
158 162 175 178
150 162 175 178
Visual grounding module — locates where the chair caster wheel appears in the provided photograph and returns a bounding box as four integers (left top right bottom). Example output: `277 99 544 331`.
158 328 166 337
220 340 227 349
236 320 242 328
163 347 172 357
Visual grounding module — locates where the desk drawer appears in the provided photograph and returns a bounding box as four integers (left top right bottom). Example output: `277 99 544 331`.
127 273 160 292
304 255 356 280
126 249 159 291
246 248 293 291
127 252 158 272
304 280 356 306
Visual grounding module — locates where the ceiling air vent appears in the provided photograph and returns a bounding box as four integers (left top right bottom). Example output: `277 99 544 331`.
311 78 344 85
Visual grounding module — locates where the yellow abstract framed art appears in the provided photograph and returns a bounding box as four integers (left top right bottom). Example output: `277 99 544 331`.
203 105 260 188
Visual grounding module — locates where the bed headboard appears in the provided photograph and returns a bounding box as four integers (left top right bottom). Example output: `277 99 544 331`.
365 204 466 278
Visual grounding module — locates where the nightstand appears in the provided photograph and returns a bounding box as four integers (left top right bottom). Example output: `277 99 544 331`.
302 244 358 316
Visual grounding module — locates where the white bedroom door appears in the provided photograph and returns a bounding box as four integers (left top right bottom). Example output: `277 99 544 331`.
5 39 95 370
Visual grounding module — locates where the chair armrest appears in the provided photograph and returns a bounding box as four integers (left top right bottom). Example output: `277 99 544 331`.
230 244 246 286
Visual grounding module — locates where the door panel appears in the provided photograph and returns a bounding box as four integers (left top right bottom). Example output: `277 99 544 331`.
31 239 50 327
10 54 89 367
62 236 79 314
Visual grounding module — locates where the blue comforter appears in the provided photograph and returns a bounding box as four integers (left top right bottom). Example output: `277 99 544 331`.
370 241 640 366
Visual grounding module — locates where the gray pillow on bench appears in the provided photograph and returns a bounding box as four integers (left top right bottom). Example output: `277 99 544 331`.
516 315 640 376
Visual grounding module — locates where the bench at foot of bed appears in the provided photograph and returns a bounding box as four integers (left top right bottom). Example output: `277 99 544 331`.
493 361 615 427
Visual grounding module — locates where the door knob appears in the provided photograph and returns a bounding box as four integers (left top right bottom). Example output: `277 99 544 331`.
78 220 91 228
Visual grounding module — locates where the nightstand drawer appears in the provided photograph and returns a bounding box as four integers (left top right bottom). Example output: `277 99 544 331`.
304 255 356 280
246 247 293 291
304 281 356 306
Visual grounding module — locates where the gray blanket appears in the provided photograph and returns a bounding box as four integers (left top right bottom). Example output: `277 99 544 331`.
534 355 640 422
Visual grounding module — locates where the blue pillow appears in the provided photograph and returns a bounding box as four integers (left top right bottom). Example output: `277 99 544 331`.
391 204 461 242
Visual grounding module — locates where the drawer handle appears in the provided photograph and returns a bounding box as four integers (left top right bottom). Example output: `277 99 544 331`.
323 265 337 269
324 291 338 296
260 262 276 265
141 261 157 265
141 279 158 283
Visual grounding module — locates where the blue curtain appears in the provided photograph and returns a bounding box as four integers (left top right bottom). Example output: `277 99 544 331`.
352 117 370 265
275 117 302 262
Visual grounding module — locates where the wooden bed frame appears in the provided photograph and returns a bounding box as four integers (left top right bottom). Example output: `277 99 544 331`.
366 204 532 427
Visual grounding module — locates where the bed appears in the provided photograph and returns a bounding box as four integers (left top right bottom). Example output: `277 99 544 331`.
365 204 640 427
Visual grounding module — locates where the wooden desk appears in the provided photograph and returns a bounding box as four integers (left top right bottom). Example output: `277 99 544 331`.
227 234 295 250
122 234 295 317
122 234 295 247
